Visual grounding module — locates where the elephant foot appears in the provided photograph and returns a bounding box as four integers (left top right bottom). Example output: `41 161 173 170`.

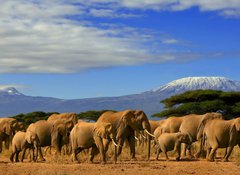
38 157 46 162
222 158 229 162
101 161 106 165
176 157 180 161
207 158 214 162
194 153 200 159
131 157 137 161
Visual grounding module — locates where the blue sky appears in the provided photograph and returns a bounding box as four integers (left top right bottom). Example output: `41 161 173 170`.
0 0 240 99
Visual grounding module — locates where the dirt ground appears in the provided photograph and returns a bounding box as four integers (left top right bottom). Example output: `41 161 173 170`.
1 155 240 175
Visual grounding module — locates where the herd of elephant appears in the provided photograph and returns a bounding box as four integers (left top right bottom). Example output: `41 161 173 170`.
0 110 239 164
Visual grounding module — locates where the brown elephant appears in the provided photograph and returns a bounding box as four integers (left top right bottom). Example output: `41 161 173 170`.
160 112 223 158
10 131 40 162
203 117 240 162
47 113 76 155
95 110 140 160
149 119 166 133
70 121 117 164
26 120 70 161
0 118 20 152
155 132 191 161
47 113 78 125
133 110 154 160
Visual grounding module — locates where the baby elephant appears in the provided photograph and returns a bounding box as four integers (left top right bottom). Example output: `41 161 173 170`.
10 131 39 162
156 132 190 161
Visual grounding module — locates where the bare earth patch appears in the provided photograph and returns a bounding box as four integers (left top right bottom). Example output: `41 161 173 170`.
1 156 240 175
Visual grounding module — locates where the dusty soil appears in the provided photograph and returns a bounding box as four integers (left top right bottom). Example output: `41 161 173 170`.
1 156 240 175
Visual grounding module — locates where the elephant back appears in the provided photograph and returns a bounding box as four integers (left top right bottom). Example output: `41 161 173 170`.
48 113 78 125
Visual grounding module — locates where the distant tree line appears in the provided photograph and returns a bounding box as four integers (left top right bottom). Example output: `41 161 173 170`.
153 90 240 119
11 110 115 127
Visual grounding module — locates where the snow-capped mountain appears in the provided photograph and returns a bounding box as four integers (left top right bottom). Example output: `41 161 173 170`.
0 87 23 96
148 77 240 95
1 76 240 117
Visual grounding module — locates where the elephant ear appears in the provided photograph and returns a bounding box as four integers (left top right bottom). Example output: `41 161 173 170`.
197 113 220 140
234 118 240 131
2 124 12 136
229 123 237 145
94 124 107 139
65 120 74 131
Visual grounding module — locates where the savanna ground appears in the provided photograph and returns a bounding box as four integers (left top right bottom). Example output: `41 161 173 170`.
1 143 240 175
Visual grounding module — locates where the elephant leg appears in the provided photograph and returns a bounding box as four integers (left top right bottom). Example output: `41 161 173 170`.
38 147 46 161
102 139 110 154
208 146 218 161
127 136 136 160
89 145 99 163
181 143 187 157
156 146 161 160
222 146 234 162
194 140 202 158
21 148 27 162
206 147 211 159
117 139 125 157
15 150 20 162
4 140 10 150
95 137 106 164
10 152 15 162
0 138 3 153
72 147 83 162
163 150 169 161
222 148 227 160
174 143 181 161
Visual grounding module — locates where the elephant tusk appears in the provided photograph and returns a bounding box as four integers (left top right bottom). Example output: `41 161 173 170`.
112 139 118 147
144 129 155 137
141 134 146 139
134 136 139 141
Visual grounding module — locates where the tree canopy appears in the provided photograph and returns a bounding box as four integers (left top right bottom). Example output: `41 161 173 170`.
11 110 115 127
152 90 240 118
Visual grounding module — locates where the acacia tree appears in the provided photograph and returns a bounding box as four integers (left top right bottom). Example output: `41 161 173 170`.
152 90 240 119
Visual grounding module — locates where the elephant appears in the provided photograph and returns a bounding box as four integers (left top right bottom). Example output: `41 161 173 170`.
203 117 240 162
149 119 166 133
10 131 40 162
95 110 140 160
133 110 154 160
160 112 223 158
0 118 20 152
155 132 191 161
47 113 78 126
46 118 75 155
70 121 117 164
26 120 70 161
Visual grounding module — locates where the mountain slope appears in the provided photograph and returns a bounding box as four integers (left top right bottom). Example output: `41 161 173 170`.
1 77 240 117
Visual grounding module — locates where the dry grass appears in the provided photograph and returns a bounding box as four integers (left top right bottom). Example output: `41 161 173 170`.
1 142 240 164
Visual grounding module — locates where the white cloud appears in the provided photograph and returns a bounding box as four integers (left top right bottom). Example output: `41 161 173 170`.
77 0 240 17
0 0 190 73
0 0 236 73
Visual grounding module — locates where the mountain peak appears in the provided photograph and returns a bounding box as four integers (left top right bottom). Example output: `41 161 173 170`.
0 87 23 96
150 76 240 94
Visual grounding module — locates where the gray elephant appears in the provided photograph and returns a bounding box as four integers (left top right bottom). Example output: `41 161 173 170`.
161 112 223 158
0 118 20 152
203 117 240 162
26 120 70 161
70 121 117 164
10 131 39 162
156 132 191 161
95 110 140 160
